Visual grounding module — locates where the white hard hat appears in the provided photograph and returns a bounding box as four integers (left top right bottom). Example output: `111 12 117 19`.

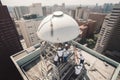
58 47 61 50
77 66 81 69
65 44 68 47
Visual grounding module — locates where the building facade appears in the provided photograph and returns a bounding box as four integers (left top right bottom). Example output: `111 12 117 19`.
103 3 113 13
0 1 23 80
30 3 43 17
75 7 90 20
52 3 65 12
94 4 120 60
15 21 23 40
13 6 29 20
42 6 47 16
18 18 42 47
76 19 96 38
68 9 76 19
88 13 106 33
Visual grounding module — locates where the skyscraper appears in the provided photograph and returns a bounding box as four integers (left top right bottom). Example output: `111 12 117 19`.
42 6 47 16
75 7 90 20
0 1 23 80
94 4 120 62
68 10 76 19
103 3 113 13
88 12 106 33
52 3 66 13
75 7 83 19
13 6 29 20
17 14 43 47
30 3 43 17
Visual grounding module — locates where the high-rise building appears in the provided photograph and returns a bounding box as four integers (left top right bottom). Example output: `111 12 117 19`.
13 7 22 20
46 6 53 15
42 3 66 17
52 3 66 13
80 25 88 38
15 21 23 40
30 3 43 17
82 9 90 20
68 10 76 19
94 4 120 61
8 7 15 19
17 14 43 47
75 7 90 20
13 6 29 20
42 6 47 16
88 13 106 33
76 19 96 38
103 3 113 13
92 4 103 13
0 1 23 80
75 7 83 19
94 14 111 53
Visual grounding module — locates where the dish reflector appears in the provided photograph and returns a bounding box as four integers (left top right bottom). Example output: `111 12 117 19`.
37 11 80 43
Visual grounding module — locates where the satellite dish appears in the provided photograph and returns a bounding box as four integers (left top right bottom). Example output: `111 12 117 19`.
37 11 81 43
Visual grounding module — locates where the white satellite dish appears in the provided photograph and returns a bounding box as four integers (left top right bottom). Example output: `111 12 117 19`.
37 11 80 43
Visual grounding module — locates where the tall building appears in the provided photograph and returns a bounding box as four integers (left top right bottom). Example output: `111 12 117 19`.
82 9 90 20
92 4 103 13
94 4 120 61
8 7 15 19
15 21 23 40
88 13 106 33
42 3 66 17
30 3 43 17
76 19 96 38
75 7 90 20
0 1 23 80
68 9 76 18
13 6 29 20
52 3 66 13
103 3 113 13
42 6 47 16
87 19 96 37
17 14 43 47
46 6 53 15
80 25 88 38
75 7 83 19
13 7 22 20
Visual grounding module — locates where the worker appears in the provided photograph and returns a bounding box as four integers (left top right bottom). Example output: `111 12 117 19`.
75 47 85 65
73 63 83 79
57 47 64 63
54 55 58 66
72 46 84 79
74 47 80 65
68 44 74 54
80 54 85 64
63 45 70 62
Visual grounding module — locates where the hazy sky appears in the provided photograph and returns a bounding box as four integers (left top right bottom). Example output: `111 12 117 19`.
1 0 120 6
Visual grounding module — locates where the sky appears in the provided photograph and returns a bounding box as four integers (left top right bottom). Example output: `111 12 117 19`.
1 0 120 6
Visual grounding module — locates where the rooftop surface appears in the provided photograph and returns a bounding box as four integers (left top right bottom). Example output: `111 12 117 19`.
11 41 120 80
80 50 115 80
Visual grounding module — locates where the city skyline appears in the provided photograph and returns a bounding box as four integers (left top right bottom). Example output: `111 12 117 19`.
1 0 120 6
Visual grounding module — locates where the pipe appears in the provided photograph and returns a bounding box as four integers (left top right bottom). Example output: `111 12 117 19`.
71 41 119 67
